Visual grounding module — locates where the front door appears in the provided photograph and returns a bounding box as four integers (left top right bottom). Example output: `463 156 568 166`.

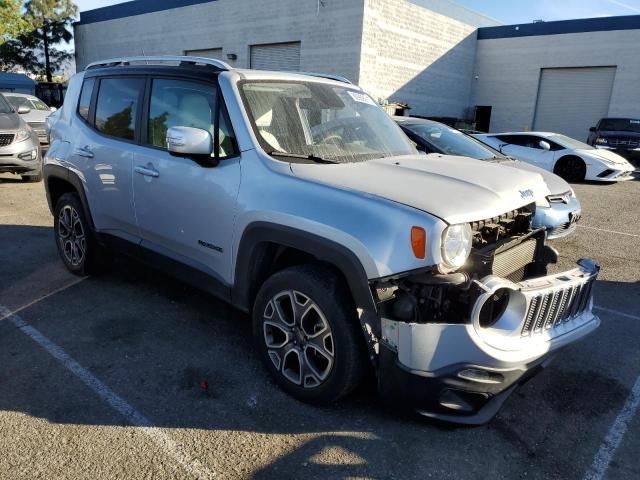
132 77 241 287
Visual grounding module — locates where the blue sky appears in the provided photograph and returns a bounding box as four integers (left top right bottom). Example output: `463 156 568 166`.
75 0 640 24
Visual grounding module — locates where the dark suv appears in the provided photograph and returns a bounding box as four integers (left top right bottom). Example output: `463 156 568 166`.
588 118 640 162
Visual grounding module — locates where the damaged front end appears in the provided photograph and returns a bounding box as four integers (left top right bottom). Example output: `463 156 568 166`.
372 206 600 424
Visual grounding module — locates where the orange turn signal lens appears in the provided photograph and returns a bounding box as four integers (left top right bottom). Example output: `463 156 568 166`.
411 226 426 259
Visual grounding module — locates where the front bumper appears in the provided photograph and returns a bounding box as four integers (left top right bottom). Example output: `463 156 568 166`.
378 259 600 424
0 135 41 176
533 196 581 240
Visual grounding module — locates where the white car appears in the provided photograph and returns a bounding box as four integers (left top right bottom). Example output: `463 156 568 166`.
474 132 635 182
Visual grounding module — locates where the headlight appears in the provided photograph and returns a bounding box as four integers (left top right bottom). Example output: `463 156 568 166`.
441 223 472 270
14 128 32 143
595 137 608 145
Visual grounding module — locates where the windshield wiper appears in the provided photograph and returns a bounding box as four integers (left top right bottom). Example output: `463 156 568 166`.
268 151 337 164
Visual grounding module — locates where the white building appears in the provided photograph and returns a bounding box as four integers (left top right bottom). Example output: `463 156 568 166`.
74 0 640 138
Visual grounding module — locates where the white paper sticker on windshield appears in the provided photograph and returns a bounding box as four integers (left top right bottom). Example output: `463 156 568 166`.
347 91 377 106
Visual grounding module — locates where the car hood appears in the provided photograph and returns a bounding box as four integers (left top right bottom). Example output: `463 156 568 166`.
22 109 51 123
504 160 571 195
579 148 632 166
290 154 551 224
0 112 23 131
598 130 640 139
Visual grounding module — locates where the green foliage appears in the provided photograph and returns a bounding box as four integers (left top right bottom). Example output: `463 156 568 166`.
0 1 78 81
0 0 32 44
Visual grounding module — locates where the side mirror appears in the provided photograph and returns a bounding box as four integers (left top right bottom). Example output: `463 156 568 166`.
17 105 31 114
166 126 213 156
589 127 596 132
50 106 57 112
539 140 551 151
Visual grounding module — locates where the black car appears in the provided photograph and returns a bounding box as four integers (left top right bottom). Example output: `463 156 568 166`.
587 117 640 162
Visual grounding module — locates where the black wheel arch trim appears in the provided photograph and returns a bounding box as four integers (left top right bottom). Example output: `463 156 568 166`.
232 222 377 315
44 164 96 232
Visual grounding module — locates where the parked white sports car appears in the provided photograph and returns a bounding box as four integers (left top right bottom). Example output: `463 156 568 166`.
474 132 635 182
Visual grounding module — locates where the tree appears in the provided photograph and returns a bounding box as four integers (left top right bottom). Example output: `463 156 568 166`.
24 0 77 81
0 1 32 45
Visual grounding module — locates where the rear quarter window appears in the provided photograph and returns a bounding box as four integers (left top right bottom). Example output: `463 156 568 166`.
77 78 95 122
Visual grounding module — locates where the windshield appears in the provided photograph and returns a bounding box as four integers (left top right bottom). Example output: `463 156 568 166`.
0 94 12 114
6 95 49 111
599 118 640 133
240 81 417 162
405 122 499 160
549 134 595 150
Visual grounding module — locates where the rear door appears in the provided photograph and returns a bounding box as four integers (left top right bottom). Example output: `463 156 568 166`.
132 76 241 290
71 75 144 242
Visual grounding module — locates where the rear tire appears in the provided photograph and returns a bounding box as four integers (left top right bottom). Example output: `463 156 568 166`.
554 156 586 182
53 193 107 276
253 264 367 404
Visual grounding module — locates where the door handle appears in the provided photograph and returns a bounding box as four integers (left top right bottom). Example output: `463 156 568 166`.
74 145 94 158
135 165 160 178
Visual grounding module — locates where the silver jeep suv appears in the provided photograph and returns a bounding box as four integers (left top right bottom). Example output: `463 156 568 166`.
45 57 600 424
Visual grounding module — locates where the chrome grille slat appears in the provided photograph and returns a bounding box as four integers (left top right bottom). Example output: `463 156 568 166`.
552 289 568 327
534 294 552 332
544 292 561 329
522 297 540 336
520 278 595 337
562 286 578 322
568 284 584 319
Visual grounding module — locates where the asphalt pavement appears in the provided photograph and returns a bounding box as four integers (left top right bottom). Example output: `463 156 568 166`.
1 173 639 479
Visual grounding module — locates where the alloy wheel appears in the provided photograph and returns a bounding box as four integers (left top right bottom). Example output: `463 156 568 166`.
57 205 86 267
262 290 335 389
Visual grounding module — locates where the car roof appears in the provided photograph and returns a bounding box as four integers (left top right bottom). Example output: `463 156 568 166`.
84 63 354 89
392 116 441 127
481 131 557 137
599 117 640 121
2 92 36 99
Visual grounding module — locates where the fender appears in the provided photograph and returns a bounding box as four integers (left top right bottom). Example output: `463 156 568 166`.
232 222 377 314
43 164 96 232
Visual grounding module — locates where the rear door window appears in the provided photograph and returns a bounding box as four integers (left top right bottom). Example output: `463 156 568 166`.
95 77 145 141
77 78 95 122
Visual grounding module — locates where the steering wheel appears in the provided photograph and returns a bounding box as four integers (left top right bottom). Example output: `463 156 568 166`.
319 134 345 147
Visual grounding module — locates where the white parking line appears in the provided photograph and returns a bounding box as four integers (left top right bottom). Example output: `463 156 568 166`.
0 302 216 480
583 374 640 480
0 278 87 322
577 225 640 238
595 305 640 321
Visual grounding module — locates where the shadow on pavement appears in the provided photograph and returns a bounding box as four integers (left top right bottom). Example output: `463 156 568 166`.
1 223 639 479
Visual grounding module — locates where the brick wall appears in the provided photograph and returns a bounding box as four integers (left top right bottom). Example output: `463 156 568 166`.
358 0 478 117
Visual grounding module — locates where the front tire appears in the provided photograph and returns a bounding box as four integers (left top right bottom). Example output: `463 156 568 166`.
554 156 586 182
253 264 367 404
54 193 104 276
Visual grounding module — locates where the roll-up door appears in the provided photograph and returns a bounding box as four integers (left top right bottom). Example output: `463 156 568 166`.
250 42 301 71
533 67 616 140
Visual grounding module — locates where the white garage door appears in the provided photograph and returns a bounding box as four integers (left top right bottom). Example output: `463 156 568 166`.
184 48 224 60
533 67 616 141
250 42 301 71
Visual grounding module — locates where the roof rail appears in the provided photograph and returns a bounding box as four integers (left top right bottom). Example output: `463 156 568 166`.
85 55 232 71
299 72 353 84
